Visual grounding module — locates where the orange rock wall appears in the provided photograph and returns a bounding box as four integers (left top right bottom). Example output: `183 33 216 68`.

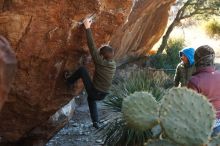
0 0 175 144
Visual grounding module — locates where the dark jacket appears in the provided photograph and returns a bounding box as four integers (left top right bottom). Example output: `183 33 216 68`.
86 29 116 92
188 67 220 119
174 48 195 87
174 63 195 87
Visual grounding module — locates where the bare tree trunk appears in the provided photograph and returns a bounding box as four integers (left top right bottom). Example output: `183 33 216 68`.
156 0 190 54
156 19 179 54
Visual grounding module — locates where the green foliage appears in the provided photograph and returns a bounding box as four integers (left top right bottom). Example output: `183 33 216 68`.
166 37 185 62
166 37 185 68
204 18 220 38
157 0 220 54
98 116 153 146
122 92 159 131
176 0 220 19
98 74 218 146
151 37 185 69
105 69 171 110
149 54 167 69
98 69 172 146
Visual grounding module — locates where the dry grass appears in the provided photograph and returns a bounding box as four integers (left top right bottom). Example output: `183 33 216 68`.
204 19 220 38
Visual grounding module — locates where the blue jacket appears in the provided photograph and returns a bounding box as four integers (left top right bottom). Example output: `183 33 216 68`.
179 47 195 66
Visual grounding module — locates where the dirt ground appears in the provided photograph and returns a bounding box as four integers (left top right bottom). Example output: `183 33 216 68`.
46 96 106 146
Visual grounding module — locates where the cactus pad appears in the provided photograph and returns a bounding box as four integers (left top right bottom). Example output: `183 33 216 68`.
122 92 159 131
146 139 179 146
160 87 215 145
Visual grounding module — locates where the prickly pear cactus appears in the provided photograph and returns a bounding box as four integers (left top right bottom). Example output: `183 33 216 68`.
146 139 179 146
208 135 220 146
122 92 159 131
160 87 215 145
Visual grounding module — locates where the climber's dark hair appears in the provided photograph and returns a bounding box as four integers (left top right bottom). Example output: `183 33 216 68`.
100 45 114 55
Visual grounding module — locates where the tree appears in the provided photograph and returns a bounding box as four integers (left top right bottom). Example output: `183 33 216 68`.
157 0 220 54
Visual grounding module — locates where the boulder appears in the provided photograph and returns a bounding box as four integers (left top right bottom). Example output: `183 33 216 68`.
0 0 175 145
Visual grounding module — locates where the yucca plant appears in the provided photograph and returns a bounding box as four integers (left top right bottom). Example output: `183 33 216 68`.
97 69 172 146
107 69 170 106
98 114 153 146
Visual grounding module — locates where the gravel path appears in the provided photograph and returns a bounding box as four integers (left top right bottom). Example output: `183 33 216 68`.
46 97 105 146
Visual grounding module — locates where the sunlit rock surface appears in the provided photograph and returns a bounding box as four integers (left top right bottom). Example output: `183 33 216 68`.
0 0 175 145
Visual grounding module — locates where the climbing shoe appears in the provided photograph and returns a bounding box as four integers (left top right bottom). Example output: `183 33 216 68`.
93 122 100 129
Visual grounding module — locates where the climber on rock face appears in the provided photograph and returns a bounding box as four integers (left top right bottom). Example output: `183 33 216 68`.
64 17 116 129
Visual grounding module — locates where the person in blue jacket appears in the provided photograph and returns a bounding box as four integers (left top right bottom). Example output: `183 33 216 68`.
174 47 195 87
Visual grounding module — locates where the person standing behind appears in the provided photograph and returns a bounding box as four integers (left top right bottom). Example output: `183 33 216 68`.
174 47 195 87
188 45 220 136
65 17 116 129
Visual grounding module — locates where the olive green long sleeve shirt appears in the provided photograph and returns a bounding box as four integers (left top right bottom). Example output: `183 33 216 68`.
86 28 116 92
174 62 195 87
